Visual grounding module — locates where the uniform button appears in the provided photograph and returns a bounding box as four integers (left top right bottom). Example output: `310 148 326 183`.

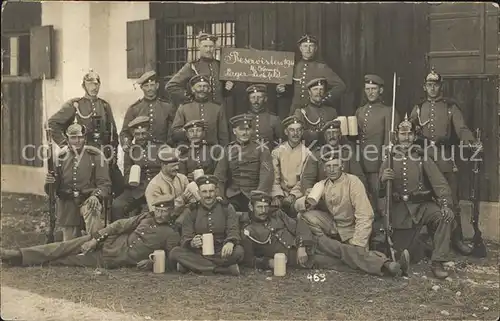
141 232 144 235
403 173 407 176
129 245 133 248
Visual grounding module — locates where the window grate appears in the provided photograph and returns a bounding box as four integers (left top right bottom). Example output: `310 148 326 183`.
161 20 235 80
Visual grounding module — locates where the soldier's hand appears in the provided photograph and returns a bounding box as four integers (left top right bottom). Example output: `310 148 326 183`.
271 196 284 208
381 168 395 183
221 242 234 258
190 235 202 248
225 81 234 91
441 206 454 223
137 259 153 271
80 238 98 253
45 172 56 184
85 195 101 212
122 143 131 153
297 246 308 267
283 195 296 207
276 84 286 94
182 188 193 200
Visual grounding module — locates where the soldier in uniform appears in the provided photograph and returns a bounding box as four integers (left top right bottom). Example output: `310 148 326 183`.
119 71 176 150
355 74 401 216
270 116 312 217
45 122 111 241
0 197 181 271
379 116 456 279
170 74 229 146
111 116 166 222
165 32 234 107
409 68 478 256
301 119 367 194
276 34 346 116
177 120 218 181
246 84 283 148
293 78 338 147
48 70 123 197
169 175 244 275
214 114 274 213
242 190 409 277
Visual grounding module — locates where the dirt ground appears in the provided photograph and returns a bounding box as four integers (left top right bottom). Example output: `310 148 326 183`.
1 192 499 320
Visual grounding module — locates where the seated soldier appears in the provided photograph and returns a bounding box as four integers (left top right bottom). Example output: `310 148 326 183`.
299 151 373 250
301 119 367 193
111 116 165 222
379 115 457 279
145 146 196 226
0 197 180 271
271 116 312 217
214 113 274 213
177 119 218 181
242 190 409 277
169 175 244 275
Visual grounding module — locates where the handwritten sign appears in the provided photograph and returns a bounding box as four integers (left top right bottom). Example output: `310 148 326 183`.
219 48 295 84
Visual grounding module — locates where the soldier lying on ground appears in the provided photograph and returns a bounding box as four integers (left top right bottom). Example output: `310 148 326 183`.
0 197 180 271
169 175 244 276
242 190 409 277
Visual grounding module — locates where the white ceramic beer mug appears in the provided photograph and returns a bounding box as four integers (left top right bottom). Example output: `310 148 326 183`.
148 250 166 274
193 169 205 181
335 116 349 136
347 116 358 136
128 165 141 187
274 253 287 277
202 233 215 256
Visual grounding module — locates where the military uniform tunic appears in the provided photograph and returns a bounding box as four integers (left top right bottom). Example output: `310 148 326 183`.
214 141 274 200
378 147 454 262
169 201 243 273
165 58 229 106
287 60 346 115
47 146 111 227
170 100 229 146
271 142 312 198
20 212 180 269
178 143 219 181
119 97 176 147
293 102 338 147
248 110 283 148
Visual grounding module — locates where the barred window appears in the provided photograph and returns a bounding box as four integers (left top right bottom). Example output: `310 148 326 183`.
161 21 235 81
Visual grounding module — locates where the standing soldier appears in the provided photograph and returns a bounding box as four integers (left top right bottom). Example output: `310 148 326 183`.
170 74 229 147
214 114 274 213
119 71 176 150
45 122 111 241
169 175 244 275
48 70 123 197
410 68 478 256
276 34 345 116
379 116 456 278
165 32 234 107
301 119 367 194
270 116 312 217
355 74 400 216
293 78 338 147
178 120 218 181
111 116 165 222
246 84 283 148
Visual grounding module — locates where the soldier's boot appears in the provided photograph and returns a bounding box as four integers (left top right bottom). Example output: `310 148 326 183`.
382 261 402 277
214 264 240 276
0 248 22 264
176 262 188 274
451 209 473 256
431 261 449 279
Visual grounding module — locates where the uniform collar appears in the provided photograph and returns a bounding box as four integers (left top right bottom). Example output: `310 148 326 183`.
84 94 98 102
249 108 267 115
194 97 210 104
235 139 251 146
426 95 444 103
308 100 322 108
143 96 158 102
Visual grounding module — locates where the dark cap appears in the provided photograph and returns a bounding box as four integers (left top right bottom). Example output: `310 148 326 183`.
128 116 150 130
297 34 318 45
320 150 343 164
250 190 272 203
246 84 267 95
157 147 179 163
364 74 384 86
183 119 206 131
282 115 303 129
306 77 328 89
197 32 218 43
189 74 211 88
195 175 219 187
229 113 254 128
321 119 341 132
152 194 175 208
136 70 157 86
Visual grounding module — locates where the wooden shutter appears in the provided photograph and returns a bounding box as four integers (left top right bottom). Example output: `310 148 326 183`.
126 19 157 79
428 3 499 76
30 25 54 79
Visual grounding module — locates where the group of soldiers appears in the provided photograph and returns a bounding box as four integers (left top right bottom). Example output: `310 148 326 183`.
0 32 482 280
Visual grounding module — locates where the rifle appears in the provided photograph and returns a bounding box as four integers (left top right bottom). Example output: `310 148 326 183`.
43 73 57 243
383 72 397 262
470 128 487 258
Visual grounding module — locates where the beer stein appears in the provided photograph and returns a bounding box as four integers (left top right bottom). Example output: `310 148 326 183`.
347 116 358 136
202 233 215 256
274 253 287 277
335 116 349 136
128 165 141 187
148 250 166 274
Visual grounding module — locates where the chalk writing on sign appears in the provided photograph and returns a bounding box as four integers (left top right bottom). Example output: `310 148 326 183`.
219 48 295 84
